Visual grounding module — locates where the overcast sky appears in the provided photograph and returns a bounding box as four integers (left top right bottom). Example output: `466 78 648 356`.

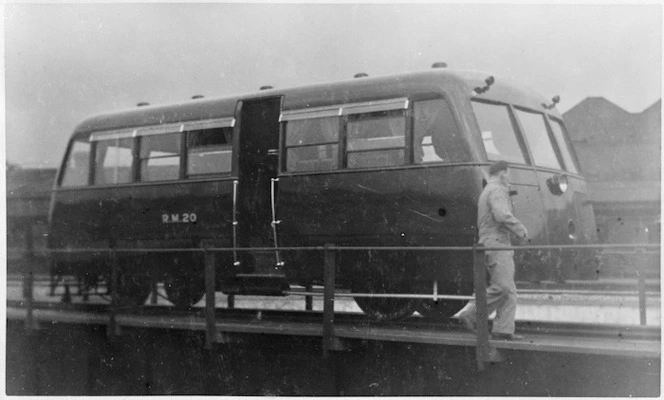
4 3 662 168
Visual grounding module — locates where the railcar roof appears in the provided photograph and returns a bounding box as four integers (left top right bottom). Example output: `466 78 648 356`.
70 69 561 141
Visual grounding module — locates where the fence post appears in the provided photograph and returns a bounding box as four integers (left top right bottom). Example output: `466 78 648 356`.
150 277 159 305
24 269 35 332
322 243 336 358
204 249 217 349
108 249 119 339
23 225 36 332
473 243 491 370
305 285 313 311
636 258 647 326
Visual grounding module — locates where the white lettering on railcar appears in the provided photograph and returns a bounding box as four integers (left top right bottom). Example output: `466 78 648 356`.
162 213 198 224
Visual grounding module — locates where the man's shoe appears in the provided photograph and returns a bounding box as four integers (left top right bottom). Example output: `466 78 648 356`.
491 332 524 341
458 314 476 334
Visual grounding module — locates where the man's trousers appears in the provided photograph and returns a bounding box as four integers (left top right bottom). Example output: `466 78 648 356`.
457 249 517 335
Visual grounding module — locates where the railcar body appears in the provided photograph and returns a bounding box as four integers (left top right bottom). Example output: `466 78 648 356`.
48 68 598 318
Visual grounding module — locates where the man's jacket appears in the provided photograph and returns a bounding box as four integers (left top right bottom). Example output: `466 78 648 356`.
477 177 528 246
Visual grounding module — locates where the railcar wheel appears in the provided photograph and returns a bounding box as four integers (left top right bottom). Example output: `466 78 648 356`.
417 300 464 320
115 269 151 307
164 269 205 309
350 252 420 321
354 295 420 321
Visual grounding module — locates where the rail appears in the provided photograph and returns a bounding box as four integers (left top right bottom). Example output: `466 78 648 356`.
19 242 661 370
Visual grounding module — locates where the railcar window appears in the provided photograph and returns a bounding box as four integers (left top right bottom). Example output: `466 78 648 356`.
285 116 339 172
549 119 579 174
139 133 182 182
472 102 527 164
347 110 406 169
515 110 561 170
187 127 233 175
94 138 134 185
413 99 468 163
61 139 91 187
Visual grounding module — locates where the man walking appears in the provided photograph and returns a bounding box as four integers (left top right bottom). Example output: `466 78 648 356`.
457 160 529 340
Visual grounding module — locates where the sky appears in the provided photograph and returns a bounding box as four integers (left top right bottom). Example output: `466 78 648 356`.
3 3 662 168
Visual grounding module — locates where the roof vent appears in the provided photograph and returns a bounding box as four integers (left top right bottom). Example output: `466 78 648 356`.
354 72 369 78
431 62 448 68
137 102 150 107
192 95 204 99
260 85 273 90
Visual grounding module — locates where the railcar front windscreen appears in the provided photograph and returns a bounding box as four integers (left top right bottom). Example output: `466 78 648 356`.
514 109 562 170
472 101 528 164
548 118 579 174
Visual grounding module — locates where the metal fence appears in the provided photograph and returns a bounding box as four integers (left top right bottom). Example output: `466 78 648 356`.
18 242 661 370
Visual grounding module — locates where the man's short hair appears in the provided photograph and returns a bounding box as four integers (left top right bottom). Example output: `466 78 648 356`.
489 160 509 176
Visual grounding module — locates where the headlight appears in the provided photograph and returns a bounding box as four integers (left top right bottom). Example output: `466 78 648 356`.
547 174 568 196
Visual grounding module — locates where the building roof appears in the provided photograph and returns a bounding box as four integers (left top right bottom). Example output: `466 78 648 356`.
563 97 661 183
564 97 660 144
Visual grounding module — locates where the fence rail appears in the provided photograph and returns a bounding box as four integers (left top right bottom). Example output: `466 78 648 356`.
19 242 661 370
43 243 662 253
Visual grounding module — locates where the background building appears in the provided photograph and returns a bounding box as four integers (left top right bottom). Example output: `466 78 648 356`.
6 166 57 275
564 98 661 278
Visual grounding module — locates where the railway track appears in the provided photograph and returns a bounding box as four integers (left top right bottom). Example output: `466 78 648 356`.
8 271 661 330
8 274 660 294
8 298 660 343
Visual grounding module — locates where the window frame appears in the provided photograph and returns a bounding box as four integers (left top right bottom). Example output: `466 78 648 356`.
341 99 411 169
138 132 184 182
279 95 479 174
183 117 236 177
282 114 342 173
344 108 410 170
280 98 412 173
92 136 137 186
58 137 93 188
471 99 532 165
512 106 564 171
545 116 580 174
82 117 237 186
185 125 234 177
411 95 467 165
